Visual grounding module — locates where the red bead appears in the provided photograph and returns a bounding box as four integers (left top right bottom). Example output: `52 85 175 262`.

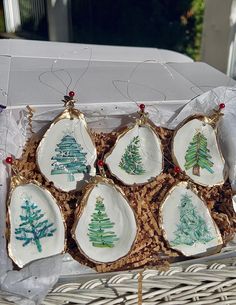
139 104 145 111
69 91 75 97
5 156 13 164
174 166 181 173
97 160 104 167
219 103 225 109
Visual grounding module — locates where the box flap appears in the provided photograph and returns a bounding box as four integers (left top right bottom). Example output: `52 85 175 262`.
0 40 234 107
0 39 193 62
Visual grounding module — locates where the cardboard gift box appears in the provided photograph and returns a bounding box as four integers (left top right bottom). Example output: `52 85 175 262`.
0 39 236 305
0 39 234 108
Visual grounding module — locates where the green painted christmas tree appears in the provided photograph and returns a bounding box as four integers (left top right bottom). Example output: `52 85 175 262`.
15 198 56 252
119 135 145 175
88 196 119 248
51 134 88 182
184 131 214 176
170 194 213 246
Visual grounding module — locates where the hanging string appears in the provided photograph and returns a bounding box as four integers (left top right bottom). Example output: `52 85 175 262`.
112 46 185 126
112 58 172 108
3 48 92 164
119 58 170 161
71 47 92 93
38 62 67 96
36 45 236 173
112 58 173 133
111 55 175 169
38 47 98 159
126 60 169 105
110 48 236 173
51 60 73 95
38 47 93 97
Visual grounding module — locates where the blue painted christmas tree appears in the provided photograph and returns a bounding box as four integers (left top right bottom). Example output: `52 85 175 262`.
88 196 119 248
51 134 88 182
170 194 213 246
15 198 56 252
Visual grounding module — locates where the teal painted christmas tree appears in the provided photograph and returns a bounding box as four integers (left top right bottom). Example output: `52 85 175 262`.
88 196 119 248
170 194 213 246
15 198 56 252
119 135 145 175
51 134 88 182
184 131 214 176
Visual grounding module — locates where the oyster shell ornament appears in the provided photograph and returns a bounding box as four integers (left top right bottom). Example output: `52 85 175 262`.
6 158 66 268
105 104 163 185
37 91 97 192
172 104 226 187
72 160 137 264
160 181 222 257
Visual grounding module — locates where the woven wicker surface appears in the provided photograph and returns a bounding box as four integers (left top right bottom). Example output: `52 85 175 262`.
1 258 236 304
45 259 236 304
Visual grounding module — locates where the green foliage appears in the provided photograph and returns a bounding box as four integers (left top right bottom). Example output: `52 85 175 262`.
88 197 119 248
171 194 213 246
71 0 205 60
184 131 214 176
184 0 205 60
17 0 48 39
119 136 145 175
0 3 5 32
15 199 56 252
51 135 88 182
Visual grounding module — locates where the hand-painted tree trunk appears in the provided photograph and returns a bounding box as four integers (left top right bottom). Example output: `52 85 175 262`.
184 131 214 176
193 165 200 176
34 237 42 252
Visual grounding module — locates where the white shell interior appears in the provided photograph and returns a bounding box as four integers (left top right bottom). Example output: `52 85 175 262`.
74 182 137 263
106 124 163 185
173 118 225 186
161 183 222 256
232 195 236 213
37 117 97 192
8 183 65 268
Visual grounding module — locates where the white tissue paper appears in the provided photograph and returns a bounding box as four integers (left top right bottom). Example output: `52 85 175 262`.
0 85 236 305
168 86 236 189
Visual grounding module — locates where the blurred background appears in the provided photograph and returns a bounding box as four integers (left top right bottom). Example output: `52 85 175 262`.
0 0 235 78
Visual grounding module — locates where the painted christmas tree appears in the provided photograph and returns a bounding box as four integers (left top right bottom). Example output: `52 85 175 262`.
15 198 56 252
170 194 213 246
88 196 119 248
51 134 88 182
119 135 145 175
184 131 214 176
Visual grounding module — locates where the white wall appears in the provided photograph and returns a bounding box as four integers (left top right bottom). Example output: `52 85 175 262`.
3 0 21 33
201 0 233 73
46 0 71 42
